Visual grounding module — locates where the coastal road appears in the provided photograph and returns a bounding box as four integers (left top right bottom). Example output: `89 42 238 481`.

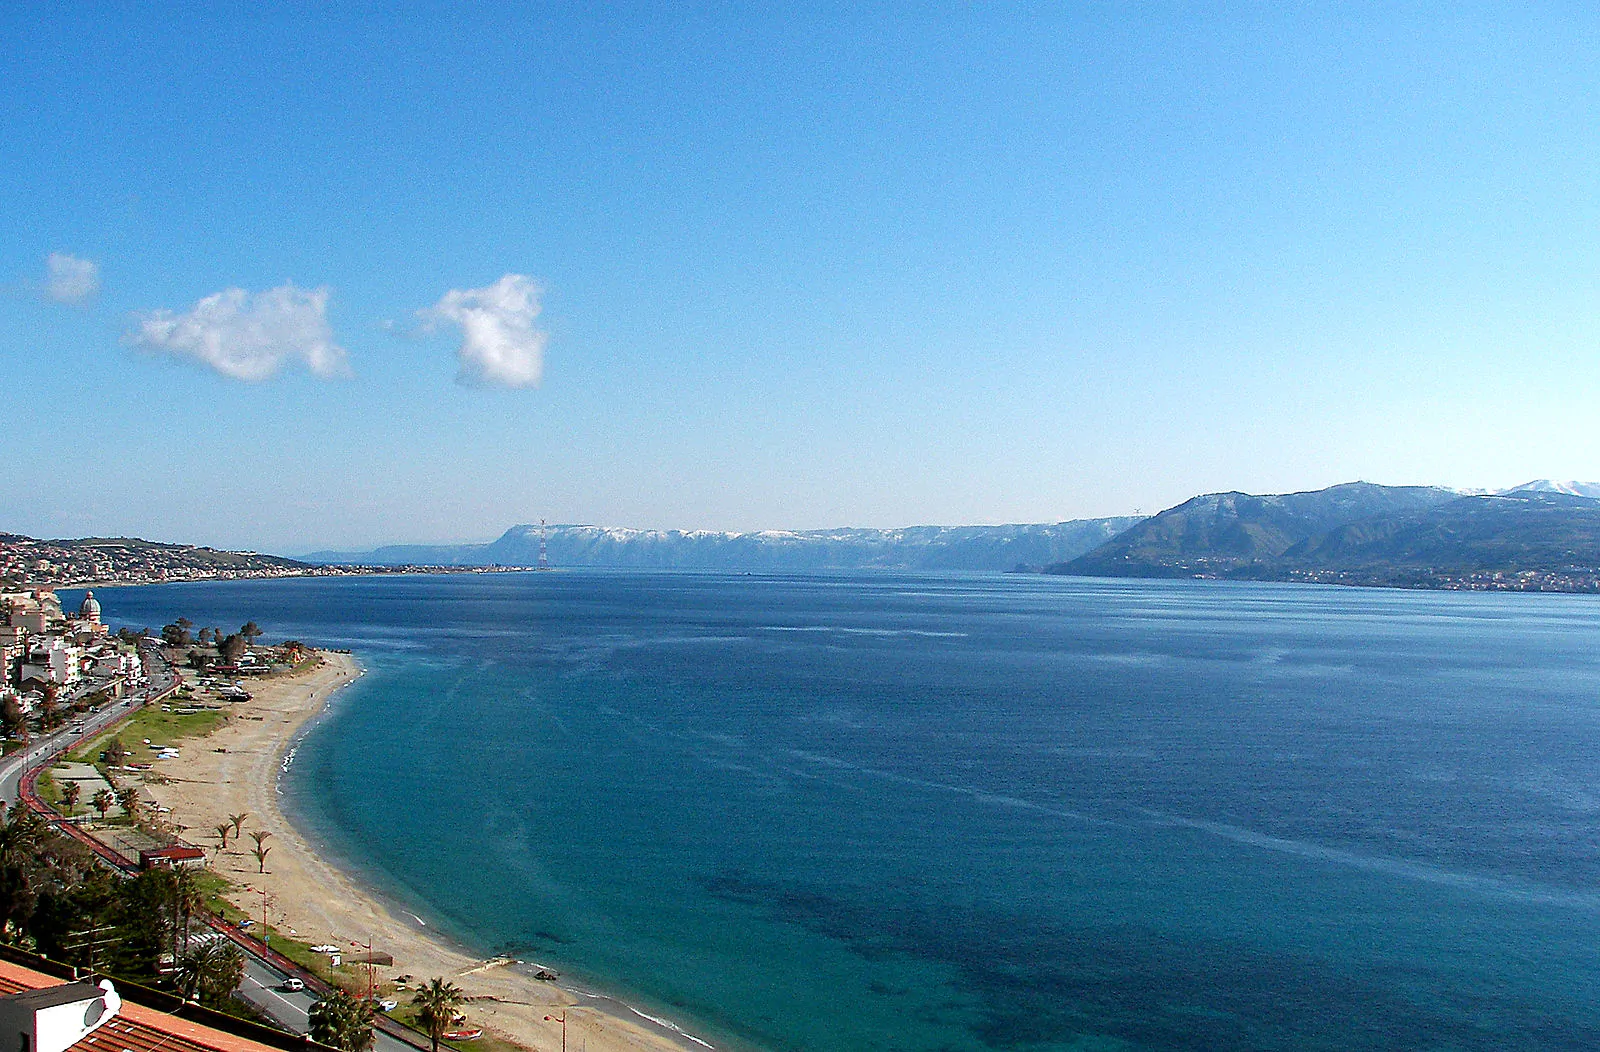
6 650 424 1052
232 945 420 1052
0 689 153 806
4 652 423 1051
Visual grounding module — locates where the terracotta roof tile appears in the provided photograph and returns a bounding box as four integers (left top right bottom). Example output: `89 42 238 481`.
0 960 290 1052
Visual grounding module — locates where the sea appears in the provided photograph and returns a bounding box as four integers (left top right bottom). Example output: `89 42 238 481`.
75 571 1600 1052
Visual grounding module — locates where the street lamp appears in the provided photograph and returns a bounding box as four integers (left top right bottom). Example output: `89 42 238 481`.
350 937 376 999
249 886 272 948
543 1012 567 1052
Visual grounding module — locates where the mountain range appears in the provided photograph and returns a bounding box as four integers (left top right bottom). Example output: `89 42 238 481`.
299 480 1600 588
14 479 1600 591
299 519 1145 573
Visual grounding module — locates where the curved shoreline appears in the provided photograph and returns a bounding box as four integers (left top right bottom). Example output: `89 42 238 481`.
141 651 728 1052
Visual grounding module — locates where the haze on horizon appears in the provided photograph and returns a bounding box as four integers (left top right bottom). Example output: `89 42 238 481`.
3 6 1598 554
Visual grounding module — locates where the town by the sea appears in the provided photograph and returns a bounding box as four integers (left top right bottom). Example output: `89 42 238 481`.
78 572 1600 1051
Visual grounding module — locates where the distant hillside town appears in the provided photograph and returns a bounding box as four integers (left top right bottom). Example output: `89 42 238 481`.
0 533 528 590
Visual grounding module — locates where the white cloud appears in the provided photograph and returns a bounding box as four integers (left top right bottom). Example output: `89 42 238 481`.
46 252 99 302
421 274 547 388
132 284 349 381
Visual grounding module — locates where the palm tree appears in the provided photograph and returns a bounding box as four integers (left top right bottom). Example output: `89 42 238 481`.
91 788 113 819
229 812 249 839
115 787 141 821
171 868 204 960
179 938 245 1006
0 807 70 937
251 844 271 873
0 806 51 863
249 829 272 849
214 822 232 849
39 691 61 731
60 781 81 815
309 989 376 1052
1 695 23 737
411 977 465 1052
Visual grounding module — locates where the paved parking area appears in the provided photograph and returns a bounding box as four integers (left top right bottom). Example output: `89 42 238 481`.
53 761 126 818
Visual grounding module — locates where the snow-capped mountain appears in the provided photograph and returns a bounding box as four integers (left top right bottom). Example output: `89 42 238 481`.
300 517 1145 571
1503 480 1600 498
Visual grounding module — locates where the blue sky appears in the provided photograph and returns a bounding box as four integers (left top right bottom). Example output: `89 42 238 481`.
3 4 1598 553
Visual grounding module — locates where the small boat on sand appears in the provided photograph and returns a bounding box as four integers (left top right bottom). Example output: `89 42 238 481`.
443 1029 483 1042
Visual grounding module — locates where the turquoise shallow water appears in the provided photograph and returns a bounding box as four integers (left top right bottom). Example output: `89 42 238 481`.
83 573 1600 1051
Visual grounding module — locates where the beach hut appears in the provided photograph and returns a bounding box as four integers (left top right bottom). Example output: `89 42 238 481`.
138 844 207 870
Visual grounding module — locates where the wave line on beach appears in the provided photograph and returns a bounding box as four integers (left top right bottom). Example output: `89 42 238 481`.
625 1006 716 1049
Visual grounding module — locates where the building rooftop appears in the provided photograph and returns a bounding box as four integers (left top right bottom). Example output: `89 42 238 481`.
1 981 106 1010
0 959 311 1052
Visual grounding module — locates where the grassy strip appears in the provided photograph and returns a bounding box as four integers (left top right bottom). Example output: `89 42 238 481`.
193 871 383 997
35 768 60 808
204 867 484 1050
73 703 227 768
193 870 246 921
267 929 365 991
386 1004 515 1052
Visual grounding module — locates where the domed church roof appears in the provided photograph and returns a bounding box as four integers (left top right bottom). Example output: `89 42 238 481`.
79 590 101 621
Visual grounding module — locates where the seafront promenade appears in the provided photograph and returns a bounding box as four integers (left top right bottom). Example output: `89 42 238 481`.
21 650 715 1052
3 650 422 1052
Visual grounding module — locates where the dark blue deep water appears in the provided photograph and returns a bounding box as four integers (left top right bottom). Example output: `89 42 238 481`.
79 573 1600 1051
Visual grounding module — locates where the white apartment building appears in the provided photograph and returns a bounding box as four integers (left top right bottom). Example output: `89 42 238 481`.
20 637 78 686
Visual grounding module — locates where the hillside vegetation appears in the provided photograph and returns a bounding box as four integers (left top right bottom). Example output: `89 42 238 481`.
1050 485 1600 591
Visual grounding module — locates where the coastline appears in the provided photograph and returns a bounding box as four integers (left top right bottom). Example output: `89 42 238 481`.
139 651 727 1052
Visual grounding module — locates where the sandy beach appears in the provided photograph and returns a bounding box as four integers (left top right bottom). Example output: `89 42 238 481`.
139 653 720 1052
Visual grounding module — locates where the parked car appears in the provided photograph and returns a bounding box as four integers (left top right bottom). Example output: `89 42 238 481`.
281 978 304 992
